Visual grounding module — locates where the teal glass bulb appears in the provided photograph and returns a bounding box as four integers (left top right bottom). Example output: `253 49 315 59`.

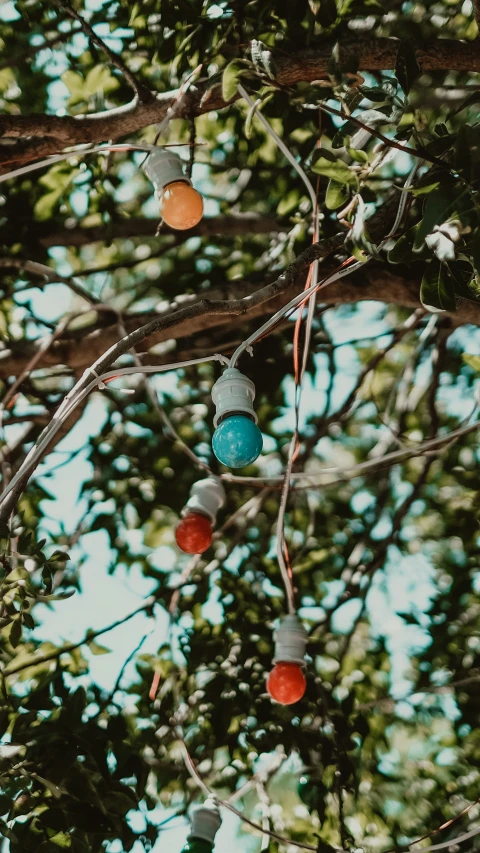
212 415 263 468
180 838 214 853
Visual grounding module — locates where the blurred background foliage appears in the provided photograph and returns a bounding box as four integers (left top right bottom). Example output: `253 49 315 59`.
0 0 480 851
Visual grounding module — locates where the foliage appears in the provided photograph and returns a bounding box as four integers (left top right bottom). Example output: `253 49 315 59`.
0 1 480 852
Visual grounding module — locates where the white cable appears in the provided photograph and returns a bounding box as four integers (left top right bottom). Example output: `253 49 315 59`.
238 83 317 212
229 259 364 368
0 355 228 507
220 415 480 487
0 143 157 185
228 159 420 375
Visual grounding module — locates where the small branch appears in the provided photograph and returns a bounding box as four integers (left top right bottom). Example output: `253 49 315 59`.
318 102 445 168
357 671 480 711
0 258 101 305
50 0 152 103
4 595 158 677
0 25 83 72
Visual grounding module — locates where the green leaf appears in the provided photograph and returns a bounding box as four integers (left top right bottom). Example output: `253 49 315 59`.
222 61 243 101
449 90 480 117
8 617 22 649
346 146 368 164
395 41 420 95
472 229 480 274
61 70 84 98
88 640 111 655
348 196 378 262
388 227 416 264
277 190 300 216
315 0 338 27
50 832 72 848
48 550 70 562
462 353 480 371
311 156 358 186
84 65 120 97
410 180 441 197
325 179 349 210
420 262 457 313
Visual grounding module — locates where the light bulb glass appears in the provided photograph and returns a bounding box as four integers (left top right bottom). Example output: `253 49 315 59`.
175 512 213 554
159 181 203 230
267 662 306 705
212 415 263 468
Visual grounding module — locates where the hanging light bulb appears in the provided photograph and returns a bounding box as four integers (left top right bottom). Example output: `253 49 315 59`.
211 368 263 468
175 477 226 554
180 799 222 853
266 614 308 705
143 149 203 231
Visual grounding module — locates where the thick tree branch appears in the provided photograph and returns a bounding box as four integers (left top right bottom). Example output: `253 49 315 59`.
1 38 479 167
0 262 479 381
37 213 283 248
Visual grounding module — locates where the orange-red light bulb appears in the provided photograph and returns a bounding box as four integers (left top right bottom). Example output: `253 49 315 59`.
175 512 212 554
159 181 203 230
267 662 306 705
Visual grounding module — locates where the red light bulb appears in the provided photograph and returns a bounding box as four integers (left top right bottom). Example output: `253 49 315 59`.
159 181 203 230
267 662 306 705
175 512 213 554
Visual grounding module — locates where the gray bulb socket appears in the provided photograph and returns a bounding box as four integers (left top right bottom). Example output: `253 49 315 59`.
189 799 222 844
211 368 258 428
143 148 191 194
184 477 226 524
272 614 308 665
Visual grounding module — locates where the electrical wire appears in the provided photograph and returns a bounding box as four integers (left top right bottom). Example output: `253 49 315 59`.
0 143 158 185
0 355 228 508
237 83 324 616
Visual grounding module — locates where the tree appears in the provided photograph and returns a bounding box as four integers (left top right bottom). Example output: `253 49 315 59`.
0 0 480 850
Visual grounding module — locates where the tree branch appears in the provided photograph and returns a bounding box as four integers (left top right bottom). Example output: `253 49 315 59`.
1 261 479 381
1 37 479 167
0 258 101 305
37 213 283 248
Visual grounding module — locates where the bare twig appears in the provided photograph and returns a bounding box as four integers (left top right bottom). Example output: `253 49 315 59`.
50 0 152 102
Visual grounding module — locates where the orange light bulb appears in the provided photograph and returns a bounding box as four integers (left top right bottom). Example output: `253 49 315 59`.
159 181 203 230
175 512 213 554
267 662 306 705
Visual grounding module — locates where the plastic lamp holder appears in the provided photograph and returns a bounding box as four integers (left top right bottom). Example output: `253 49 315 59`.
211 368 258 428
184 477 226 524
273 614 308 665
143 148 191 194
189 799 222 844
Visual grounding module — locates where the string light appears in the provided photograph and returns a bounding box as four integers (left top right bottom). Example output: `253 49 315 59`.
2 65 467 853
179 799 222 853
267 615 308 705
175 477 226 554
211 368 263 468
144 148 204 230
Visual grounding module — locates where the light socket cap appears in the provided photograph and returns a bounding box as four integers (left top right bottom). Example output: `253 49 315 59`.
211 368 257 428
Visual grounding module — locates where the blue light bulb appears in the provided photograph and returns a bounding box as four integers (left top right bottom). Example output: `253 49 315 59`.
212 415 263 468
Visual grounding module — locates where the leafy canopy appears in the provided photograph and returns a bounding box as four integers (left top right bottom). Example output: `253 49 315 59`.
0 1 480 852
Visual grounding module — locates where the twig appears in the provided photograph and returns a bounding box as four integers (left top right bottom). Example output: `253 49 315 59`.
50 0 152 102
4 595 158 677
0 258 101 305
